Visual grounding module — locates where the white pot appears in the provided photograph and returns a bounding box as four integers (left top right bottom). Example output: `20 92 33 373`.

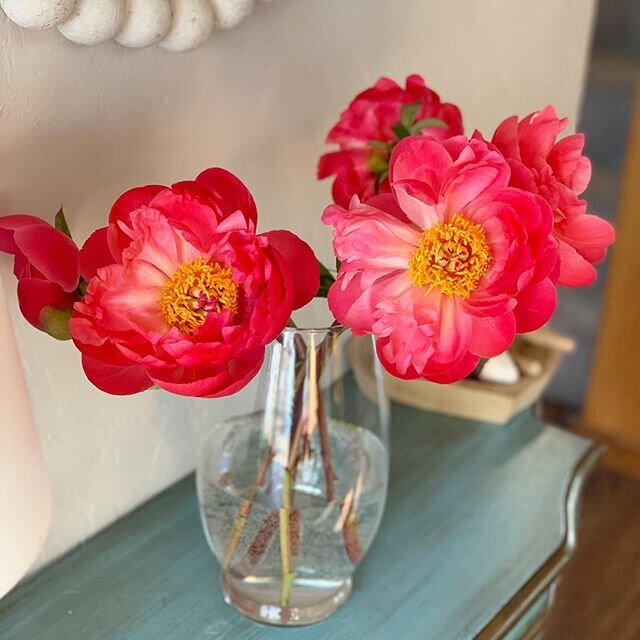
0 277 52 599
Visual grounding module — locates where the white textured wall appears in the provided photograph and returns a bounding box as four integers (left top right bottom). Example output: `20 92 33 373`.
0 0 596 569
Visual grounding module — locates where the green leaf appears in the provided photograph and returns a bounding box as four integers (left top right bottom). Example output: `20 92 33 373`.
400 102 420 129
40 306 73 341
316 261 336 299
367 151 389 176
369 140 392 152
54 207 72 239
410 117 447 135
392 122 412 140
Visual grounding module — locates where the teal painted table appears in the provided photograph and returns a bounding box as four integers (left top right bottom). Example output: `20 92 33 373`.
0 404 597 640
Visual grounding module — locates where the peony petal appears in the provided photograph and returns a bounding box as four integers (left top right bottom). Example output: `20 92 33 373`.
317 150 353 179
17 278 76 334
0 214 49 255
259 245 296 342
82 354 153 395
77 263 168 335
491 115 520 160
442 164 506 218
195 168 258 228
123 208 199 279
422 351 481 384
377 338 480 384
390 137 452 228
514 277 557 332
322 201 420 273
148 188 224 252
364 193 411 222
426 296 473 369
555 213 615 259
79 227 114 281
13 223 80 292
517 105 567 165
555 238 598 287
469 313 516 358
332 162 376 209
328 271 409 335
148 347 264 398
108 185 166 258
263 230 320 309
547 133 591 194
375 338 422 380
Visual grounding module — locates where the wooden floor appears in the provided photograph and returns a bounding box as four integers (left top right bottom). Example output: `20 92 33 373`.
543 465 640 639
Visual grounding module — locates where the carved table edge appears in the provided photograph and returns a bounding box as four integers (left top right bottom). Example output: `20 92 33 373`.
475 444 603 640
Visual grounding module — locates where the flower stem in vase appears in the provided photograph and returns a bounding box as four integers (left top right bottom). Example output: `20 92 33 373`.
317 390 336 503
279 469 295 606
337 471 365 565
222 326 359 603
222 448 274 569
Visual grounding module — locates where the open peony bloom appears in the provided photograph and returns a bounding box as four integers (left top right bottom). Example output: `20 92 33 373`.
323 136 559 383
318 74 463 208
70 168 319 397
490 105 615 286
0 214 81 339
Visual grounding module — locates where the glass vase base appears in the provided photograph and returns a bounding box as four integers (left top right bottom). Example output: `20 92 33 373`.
221 570 352 626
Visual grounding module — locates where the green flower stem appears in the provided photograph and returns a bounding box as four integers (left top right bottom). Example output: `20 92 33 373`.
279 469 295 607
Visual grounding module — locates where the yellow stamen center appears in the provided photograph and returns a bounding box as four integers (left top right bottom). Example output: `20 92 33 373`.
408 214 491 298
159 258 239 335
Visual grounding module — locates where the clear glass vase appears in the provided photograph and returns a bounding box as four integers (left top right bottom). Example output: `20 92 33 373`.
196 325 389 626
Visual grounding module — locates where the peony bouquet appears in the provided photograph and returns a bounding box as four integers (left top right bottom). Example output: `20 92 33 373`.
0 74 615 618
1 75 614 391
319 75 614 383
1 169 320 397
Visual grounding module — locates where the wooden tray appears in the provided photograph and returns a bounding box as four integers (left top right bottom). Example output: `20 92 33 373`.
349 337 563 425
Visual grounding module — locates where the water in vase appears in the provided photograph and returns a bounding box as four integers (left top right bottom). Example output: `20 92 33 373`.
197 412 388 624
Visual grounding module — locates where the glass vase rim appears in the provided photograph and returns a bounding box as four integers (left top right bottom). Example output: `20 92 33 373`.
280 322 346 336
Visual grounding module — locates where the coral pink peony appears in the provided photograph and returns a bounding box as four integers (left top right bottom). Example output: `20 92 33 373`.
0 214 82 339
490 105 615 286
70 168 319 397
323 136 559 383
318 74 463 208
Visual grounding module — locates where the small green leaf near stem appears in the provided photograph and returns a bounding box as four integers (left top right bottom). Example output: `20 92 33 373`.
410 117 447 135
317 261 336 298
392 122 412 140
54 207 72 239
400 102 420 129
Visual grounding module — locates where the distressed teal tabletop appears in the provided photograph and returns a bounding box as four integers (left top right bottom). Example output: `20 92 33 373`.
0 405 593 640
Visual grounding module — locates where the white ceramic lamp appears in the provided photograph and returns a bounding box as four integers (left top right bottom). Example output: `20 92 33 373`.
0 277 52 599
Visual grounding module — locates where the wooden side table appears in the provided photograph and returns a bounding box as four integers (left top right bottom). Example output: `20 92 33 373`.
0 404 598 640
